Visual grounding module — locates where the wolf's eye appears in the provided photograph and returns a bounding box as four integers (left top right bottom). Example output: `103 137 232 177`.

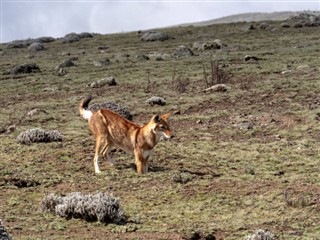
159 125 165 129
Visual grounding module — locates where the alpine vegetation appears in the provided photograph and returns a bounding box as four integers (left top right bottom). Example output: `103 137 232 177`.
42 192 126 224
89 101 133 120
16 128 63 145
0 220 11 240
244 229 276 240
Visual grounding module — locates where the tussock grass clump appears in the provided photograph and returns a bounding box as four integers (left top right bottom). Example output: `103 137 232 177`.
0 220 11 240
244 229 276 240
16 128 63 145
42 192 126 224
89 102 133 120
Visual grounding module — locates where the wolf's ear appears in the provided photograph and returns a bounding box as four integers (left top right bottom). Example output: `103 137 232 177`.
153 114 161 123
161 112 171 121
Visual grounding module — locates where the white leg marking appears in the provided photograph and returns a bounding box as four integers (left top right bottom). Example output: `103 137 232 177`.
94 156 101 174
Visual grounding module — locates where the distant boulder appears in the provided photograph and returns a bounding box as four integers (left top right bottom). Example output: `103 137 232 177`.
280 22 290 28
146 96 166 106
6 63 40 75
28 42 45 52
293 22 304 28
62 32 93 43
93 58 111 67
55 59 76 69
0 220 11 240
290 12 320 22
136 54 150 61
192 39 224 51
6 39 33 48
244 55 260 62
259 22 272 30
35 36 55 43
77 32 94 39
241 24 255 31
140 31 169 41
304 21 320 27
88 77 117 88
174 45 194 58
6 37 54 48
62 34 80 43
97 45 109 50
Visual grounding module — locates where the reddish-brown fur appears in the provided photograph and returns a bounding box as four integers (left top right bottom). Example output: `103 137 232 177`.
79 96 173 174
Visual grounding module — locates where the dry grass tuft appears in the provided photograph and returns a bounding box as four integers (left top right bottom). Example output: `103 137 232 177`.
0 219 12 240
16 128 63 145
89 102 132 120
42 192 126 224
244 229 276 240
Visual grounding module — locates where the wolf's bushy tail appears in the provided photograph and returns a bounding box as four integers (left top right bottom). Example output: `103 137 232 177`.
79 96 93 120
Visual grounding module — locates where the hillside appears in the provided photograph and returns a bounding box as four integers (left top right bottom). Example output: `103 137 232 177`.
1 15 320 239
179 11 320 26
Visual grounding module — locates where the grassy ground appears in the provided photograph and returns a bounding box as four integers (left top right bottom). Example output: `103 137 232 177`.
1 20 320 239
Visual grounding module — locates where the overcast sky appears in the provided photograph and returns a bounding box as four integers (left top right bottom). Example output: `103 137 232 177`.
1 1 319 43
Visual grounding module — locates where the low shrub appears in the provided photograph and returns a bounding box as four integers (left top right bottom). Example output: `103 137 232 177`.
16 128 63 145
42 192 126 224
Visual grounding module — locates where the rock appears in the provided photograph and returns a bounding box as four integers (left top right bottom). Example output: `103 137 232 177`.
304 21 320 27
148 52 171 61
56 68 67 76
192 40 224 51
6 63 40 75
88 77 117 88
6 125 16 133
241 24 255 31
146 96 166 106
0 220 11 240
297 64 310 70
140 31 169 41
35 36 55 43
97 45 109 50
244 55 259 62
280 22 290 28
174 45 194 58
93 59 111 67
27 108 48 117
136 54 149 61
77 32 94 39
259 22 272 30
43 87 58 92
28 42 45 52
6 39 33 48
0 127 6 134
281 70 292 75
192 42 206 51
236 121 255 130
203 84 230 92
55 59 76 69
293 22 304 28
244 229 276 240
62 33 80 43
